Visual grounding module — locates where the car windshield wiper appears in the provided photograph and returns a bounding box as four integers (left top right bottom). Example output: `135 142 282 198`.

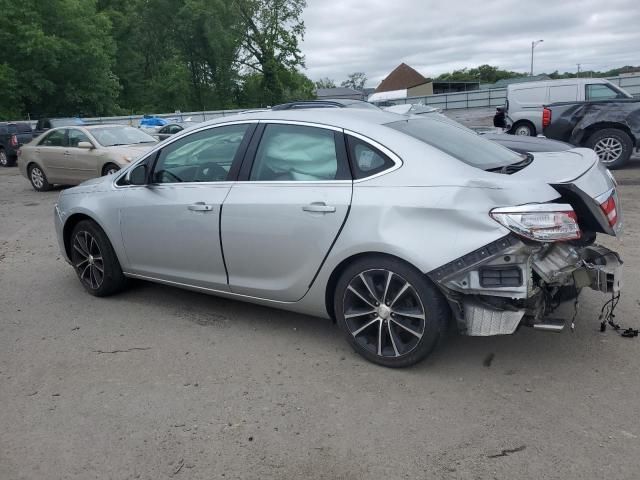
107 143 128 146
137 141 156 144
486 154 533 175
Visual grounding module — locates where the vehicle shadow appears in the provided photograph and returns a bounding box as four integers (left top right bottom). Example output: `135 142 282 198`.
113 278 612 374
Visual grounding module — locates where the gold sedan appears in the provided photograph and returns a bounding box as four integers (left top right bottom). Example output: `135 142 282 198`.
18 124 157 191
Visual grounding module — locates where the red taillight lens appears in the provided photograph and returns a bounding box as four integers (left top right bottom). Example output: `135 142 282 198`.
542 108 552 128
600 194 618 227
9 135 18 147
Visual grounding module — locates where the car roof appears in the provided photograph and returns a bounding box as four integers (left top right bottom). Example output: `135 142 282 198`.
83 124 132 130
508 78 609 90
202 108 405 131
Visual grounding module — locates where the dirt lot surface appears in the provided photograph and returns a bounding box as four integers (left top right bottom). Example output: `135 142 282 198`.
2 152 640 479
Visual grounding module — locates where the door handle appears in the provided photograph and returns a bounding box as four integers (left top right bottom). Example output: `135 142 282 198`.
188 202 214 212
302 202 336 213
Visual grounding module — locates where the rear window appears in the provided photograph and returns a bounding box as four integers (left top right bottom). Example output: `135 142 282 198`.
8 123 32 134
386 117 524 170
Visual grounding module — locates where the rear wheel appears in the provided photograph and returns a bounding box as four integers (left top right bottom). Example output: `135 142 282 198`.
102 163 120 176
512 121 535 136
585 128 633 169
70 220 127 297
334 256 449 368
28 164 52 191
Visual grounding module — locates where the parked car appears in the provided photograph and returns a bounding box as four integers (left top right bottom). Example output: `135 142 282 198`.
19 125 157 191
154 122 199 141
384 103 573 154
52 109 622 367
542 99 640 169
495 78 633 136
33 117 85 137
0 122 33 167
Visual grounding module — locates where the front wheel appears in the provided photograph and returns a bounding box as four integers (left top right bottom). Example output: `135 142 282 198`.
334 256 450 368
70 220 127 296
28 164 52 191
585 128 633 169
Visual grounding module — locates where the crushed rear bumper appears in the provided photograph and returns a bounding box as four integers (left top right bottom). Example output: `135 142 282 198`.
429 235 623 336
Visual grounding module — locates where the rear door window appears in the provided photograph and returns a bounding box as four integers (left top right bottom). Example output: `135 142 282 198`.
249 124 349 181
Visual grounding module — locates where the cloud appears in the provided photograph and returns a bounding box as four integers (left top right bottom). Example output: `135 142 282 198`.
300 0 640 86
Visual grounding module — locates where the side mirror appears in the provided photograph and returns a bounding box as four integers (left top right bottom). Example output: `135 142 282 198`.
77 141 94 149
127 164 148 186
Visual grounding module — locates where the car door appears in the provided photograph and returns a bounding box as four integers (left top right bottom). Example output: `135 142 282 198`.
221 122 352 302
65 128 99 182
36 129 69 183
119 123 256 290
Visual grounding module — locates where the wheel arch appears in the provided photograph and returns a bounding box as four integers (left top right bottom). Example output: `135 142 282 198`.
581 122 636 146
324 251 425 322
62 212 116 262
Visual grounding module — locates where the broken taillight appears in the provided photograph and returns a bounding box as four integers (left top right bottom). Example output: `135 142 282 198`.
599 192 618 227
542 108 552 128
490 204 581 242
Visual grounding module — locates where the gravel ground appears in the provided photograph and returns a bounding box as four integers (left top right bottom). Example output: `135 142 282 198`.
1 156 640 479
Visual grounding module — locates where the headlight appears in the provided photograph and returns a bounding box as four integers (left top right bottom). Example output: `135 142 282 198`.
490 204 581 242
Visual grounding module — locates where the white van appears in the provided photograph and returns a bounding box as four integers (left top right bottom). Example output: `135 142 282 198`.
504 78 632 136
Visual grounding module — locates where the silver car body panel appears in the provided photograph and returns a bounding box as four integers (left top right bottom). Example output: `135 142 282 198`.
53 109 622 333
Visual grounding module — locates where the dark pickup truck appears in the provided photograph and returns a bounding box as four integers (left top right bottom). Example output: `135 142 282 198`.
542 99 640 169
0 122 33 167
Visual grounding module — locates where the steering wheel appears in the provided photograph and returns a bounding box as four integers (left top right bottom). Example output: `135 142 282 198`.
196 162 228 182
159 170 183 183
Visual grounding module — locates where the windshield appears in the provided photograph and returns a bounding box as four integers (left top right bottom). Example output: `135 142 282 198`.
386 117 525 170
90 126 156 147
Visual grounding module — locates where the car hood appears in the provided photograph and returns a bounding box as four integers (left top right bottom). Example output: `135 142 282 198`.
105 143 155 158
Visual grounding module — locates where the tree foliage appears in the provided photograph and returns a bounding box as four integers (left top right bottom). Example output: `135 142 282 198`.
314 77 336 89
0 0 310 119
341 72 367 90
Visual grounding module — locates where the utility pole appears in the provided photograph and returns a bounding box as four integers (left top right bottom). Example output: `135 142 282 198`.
530 39 544 76
576 63 581 78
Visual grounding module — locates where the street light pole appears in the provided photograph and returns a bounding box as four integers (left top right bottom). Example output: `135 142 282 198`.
530 39 544 76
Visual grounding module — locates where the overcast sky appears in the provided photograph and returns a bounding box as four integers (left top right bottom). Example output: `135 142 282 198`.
301 0 640 87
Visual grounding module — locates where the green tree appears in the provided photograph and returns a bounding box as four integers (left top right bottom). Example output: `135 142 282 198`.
341 72 366 90
314 77 336 89
234 0 306 105
0 0 120 118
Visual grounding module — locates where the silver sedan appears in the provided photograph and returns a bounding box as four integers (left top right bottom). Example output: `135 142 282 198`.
53 109 623 367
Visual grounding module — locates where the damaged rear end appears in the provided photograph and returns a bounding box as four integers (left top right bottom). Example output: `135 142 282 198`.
429 149 623 336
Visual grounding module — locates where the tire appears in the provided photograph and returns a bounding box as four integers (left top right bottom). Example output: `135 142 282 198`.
0 148 9 167
70 220 128 297
333 255 450 368
102 163 120 176
511 122 535 136
28 164 52 191
585 128 633 169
